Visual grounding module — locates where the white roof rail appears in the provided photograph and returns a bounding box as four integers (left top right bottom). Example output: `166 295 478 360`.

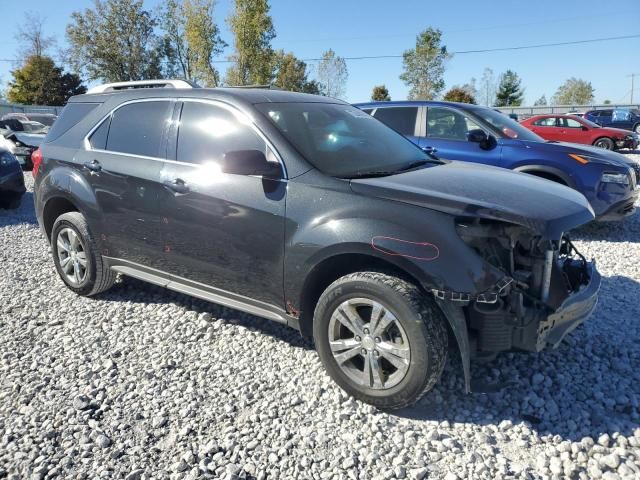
86 79 196 94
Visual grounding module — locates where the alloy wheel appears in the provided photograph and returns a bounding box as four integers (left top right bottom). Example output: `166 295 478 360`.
56 227 88 286
328 297 411 390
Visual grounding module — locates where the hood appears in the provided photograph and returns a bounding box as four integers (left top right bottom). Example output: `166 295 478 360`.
597 126 637 138
7 132 45 147
521 139 635 168
350 161 594 238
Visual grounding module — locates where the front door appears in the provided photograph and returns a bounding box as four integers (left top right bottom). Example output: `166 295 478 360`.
159 100 287 307
556 117 586 144
420 106 502 166
77 99 174 268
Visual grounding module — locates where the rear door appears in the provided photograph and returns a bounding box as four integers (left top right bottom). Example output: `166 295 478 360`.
529 116 561 141
159 99 287 307
420 106 502 165
77 99 174 267
370 106 422 145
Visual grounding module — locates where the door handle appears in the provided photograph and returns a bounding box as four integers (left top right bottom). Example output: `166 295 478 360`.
83 160 102 172
422 146 437 154
164 178 189 194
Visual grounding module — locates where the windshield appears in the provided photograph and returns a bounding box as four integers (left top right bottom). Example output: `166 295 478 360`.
256 102 429 177
472 108 543 142
22 121 48 133
579 117 601 128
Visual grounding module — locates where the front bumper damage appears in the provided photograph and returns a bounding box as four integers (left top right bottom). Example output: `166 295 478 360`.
440 220 601 392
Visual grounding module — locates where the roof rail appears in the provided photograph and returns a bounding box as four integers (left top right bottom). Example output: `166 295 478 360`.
86 79 197 94
224 84 281 90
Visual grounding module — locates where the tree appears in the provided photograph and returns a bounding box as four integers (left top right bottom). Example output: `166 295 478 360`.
371 85 391 101
400 27 449 100
272 50 319 93
317 49 348 99
225 0 275 86
66 0 162 82
603 99 612 105
7 55 86 105
479 67 496 106
15 12 56 58
160 0 226 87
551 78 595 105
443 86 476 104
494 70 524 107
534 95 547 106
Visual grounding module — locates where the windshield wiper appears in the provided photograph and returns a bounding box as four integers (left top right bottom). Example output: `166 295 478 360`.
344 159 443 179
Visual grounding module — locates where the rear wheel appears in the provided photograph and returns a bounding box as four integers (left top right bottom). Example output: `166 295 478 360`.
634 123 640 135
51 212 116 296
593 137 614 150
313 272 448 409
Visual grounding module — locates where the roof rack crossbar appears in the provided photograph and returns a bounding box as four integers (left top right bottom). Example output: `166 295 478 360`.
86 79 196 94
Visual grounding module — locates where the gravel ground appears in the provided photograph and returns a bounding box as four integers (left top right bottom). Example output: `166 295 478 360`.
1 161 640 480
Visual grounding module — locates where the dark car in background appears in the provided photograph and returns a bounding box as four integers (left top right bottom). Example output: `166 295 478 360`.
584 108 640 134
1 112 57 127
0 121 46 170
355 101 639 221
0 148 26 210
33 81 600 409
520 114 639 151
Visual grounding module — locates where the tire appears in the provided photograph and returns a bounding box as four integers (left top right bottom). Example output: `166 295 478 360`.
634 124 640 135
51 211 116 296
593 137 614 150
313 271 448 409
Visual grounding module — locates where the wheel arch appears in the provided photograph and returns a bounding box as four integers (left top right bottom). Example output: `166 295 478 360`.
514 164 575 188
42 196 81 240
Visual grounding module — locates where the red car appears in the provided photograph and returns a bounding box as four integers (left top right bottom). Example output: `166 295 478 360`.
520 114 639 151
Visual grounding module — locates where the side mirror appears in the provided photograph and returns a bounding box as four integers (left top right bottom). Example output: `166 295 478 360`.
467 129 496 150
222 150 282 179
581 125 588 131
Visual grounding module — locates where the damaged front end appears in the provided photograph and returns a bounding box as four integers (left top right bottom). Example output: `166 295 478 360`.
449 218 600 357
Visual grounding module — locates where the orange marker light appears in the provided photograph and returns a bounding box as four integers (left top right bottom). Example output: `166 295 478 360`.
569 154 589 165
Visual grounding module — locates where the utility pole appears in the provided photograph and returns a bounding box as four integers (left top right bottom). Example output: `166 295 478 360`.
627 73 638 104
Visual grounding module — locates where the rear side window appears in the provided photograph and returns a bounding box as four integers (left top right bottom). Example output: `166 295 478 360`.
46 103 99 142
373 107 418 136
88 117 111 149
176 102 266 164
533 117 557 127
106 101 172 158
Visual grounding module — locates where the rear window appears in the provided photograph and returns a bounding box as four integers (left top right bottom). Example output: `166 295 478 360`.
106 101 172 158
45 103 99 142
373 107 418 136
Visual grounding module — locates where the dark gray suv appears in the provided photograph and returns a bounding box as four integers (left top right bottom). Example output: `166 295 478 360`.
33 81 600 409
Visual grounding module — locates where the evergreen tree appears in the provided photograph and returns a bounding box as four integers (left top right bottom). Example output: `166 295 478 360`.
494 70 524 107
371 85 391 101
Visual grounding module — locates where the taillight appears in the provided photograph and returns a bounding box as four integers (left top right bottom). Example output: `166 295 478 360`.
31 147 43 177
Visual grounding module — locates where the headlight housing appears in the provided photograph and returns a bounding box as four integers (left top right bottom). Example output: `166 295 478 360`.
601 172 630 185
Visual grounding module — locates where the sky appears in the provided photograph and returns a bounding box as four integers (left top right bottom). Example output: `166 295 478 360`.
0 0 638 105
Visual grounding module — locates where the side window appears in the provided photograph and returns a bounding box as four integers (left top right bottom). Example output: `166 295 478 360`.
372 107 418 136
563 118 583 128
88 117 111 149
176 102 267 165
106 101 172 157
360 108 373 115
426 107 482 140
533 117 557 127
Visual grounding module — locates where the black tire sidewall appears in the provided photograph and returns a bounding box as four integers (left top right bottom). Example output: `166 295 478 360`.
594 138 613 150
314 277 437 408
51 216 97 295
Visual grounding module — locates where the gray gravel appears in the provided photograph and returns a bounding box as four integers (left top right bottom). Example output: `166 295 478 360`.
1 166 639 480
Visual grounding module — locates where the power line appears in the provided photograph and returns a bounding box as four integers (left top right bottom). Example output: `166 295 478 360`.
0 33 637 65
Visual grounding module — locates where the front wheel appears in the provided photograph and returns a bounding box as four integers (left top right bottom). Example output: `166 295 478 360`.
634 124 640 135
593 137 614 150
313 272 448 409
